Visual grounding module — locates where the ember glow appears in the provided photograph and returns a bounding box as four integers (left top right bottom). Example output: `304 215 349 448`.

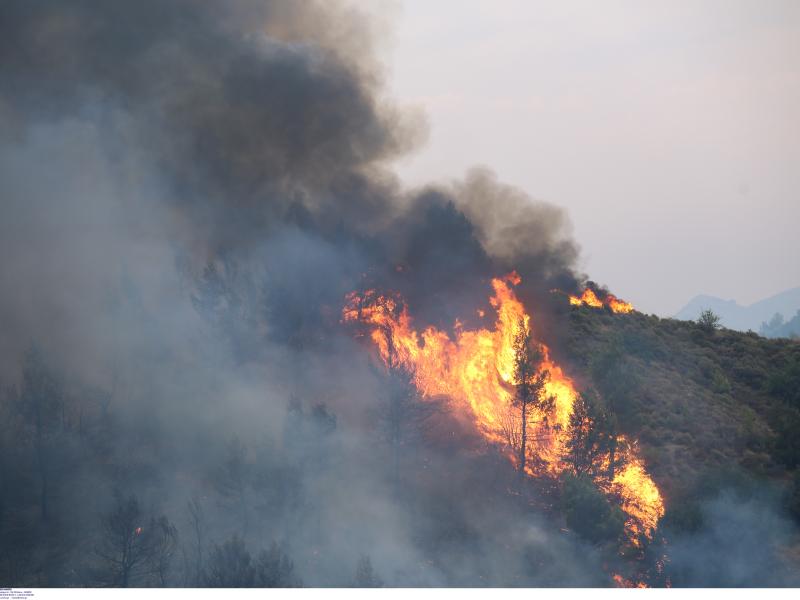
343 275 663 541
568 289 634 314
612 574 648 588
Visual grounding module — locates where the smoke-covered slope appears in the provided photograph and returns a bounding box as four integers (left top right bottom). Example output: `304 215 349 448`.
1 0 798 589
555 304 800 585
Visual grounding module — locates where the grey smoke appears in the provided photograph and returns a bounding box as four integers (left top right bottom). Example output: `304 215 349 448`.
6 0 778 589
665 491 800 587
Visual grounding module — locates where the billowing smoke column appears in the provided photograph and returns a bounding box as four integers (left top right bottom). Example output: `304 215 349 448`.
0 0 639 588
0 1 583 365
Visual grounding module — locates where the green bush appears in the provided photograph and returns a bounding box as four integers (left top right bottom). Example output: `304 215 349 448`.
561 474 625 544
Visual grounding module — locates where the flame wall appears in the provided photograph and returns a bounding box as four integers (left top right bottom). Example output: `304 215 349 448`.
344 274 663 541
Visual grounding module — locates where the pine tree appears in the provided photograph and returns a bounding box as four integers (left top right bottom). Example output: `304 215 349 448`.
511 318 554 475
565 392 604 475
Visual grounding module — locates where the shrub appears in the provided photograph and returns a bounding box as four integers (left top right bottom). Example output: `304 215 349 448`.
561 474 625 544
697 309 721 333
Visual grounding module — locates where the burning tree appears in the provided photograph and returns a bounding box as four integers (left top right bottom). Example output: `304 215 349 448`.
589 339 639 479
565 392 605 476
561 473 625 544
343 276 663 543
97 493 178 587
511 318 554 475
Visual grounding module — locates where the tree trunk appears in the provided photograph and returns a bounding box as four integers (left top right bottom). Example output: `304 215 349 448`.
519 401 527 475
608 435 617 481
391 404 400 491
35 417 48 521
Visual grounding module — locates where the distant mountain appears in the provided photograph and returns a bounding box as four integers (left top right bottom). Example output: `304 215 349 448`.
760 310 800 338
675 286 800 333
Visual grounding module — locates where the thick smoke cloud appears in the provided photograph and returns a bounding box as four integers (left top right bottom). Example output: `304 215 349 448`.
3 0 797 589
0 0 579 319
0 0 600 587
665 491 800 587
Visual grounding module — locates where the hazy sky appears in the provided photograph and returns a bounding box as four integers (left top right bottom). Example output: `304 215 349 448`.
386 0 799 316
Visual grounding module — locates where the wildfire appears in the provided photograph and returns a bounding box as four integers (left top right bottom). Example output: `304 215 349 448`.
343 275 662 542
612 574 647 588
568 289 634 314
597 439 665 543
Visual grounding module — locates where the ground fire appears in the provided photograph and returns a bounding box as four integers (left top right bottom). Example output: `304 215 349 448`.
567 288 635 314
343 274 663 545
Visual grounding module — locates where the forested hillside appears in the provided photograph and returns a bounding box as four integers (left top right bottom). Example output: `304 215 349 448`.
2 301 799 588
557 305 800 584
560 307 800 495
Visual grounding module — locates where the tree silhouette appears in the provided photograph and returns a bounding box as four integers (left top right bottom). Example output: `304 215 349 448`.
512 318 554 475
97 493 177 587
697 309 721 333
16 346 63 521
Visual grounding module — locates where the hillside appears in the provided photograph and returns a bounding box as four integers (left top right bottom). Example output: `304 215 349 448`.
675 287 800 333
3 292 800 587
558 304 800 531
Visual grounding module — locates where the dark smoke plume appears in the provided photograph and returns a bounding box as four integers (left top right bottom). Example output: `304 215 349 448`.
0 0 599 587
0 0 580 349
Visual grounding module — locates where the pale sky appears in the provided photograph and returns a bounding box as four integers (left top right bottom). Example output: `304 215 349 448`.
386 0 800 316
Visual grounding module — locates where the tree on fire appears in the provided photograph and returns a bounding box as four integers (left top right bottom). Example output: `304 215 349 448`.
561 473 625 544
97 493 178 587
564 389 633 483
588 338 637 479
565 392 606 476
512 318 555 475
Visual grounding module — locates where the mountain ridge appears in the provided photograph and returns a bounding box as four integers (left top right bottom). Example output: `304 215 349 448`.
674 286 800 332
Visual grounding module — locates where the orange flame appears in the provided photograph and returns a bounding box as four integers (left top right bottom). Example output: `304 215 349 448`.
569 288 603 308
606 293 635 314
612 573 648 588
343 275 662 541
568 289 634 314
597 439 664 543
